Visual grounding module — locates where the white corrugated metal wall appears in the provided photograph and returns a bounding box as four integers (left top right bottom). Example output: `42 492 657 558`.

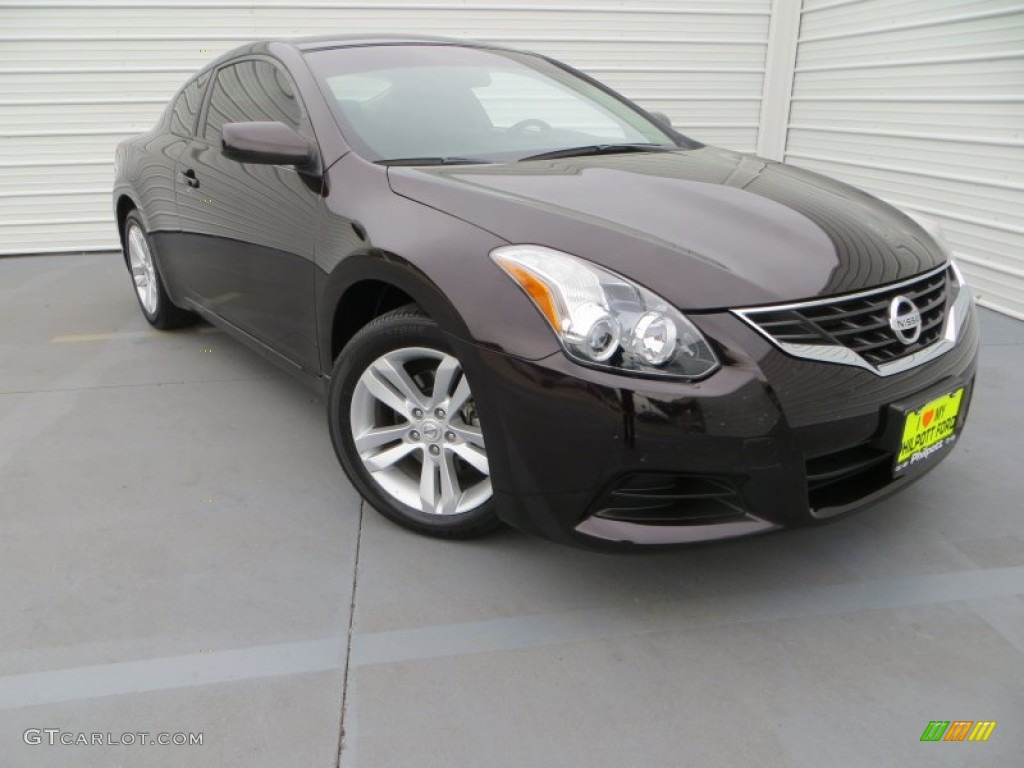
1 0 1022 319
785 0 1024 319
0 0 771 255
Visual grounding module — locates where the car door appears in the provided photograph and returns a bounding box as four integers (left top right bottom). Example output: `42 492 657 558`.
156 70 211 296
176 57 322 373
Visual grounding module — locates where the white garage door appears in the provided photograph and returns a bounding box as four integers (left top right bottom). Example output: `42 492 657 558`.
0 0 771 256
786 0 1024 319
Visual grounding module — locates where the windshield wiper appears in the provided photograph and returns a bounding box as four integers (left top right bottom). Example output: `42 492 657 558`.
377 156 490 166
518 143 675 162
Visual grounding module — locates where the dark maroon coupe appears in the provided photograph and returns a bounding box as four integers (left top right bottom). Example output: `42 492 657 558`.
113 36 978 549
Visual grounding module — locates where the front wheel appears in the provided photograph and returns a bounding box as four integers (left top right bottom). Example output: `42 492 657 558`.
329 307 501 539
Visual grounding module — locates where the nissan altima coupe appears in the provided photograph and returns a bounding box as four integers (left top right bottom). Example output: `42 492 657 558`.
113 36 978 549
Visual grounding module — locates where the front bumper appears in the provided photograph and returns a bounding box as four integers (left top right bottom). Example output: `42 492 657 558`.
455 301 979 550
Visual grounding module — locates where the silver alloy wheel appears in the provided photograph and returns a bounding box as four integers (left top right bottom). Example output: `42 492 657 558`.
127 223 158 315
350 347 491 516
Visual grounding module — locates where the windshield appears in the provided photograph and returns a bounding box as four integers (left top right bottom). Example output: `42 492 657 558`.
304 44 690 164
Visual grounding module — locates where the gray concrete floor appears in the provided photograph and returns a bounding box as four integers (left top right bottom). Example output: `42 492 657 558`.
1 251 1021 767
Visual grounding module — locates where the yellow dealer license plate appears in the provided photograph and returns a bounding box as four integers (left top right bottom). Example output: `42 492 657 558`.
894 388 964 475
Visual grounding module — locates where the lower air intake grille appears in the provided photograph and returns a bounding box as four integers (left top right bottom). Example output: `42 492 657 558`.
806 444 892 511
591 473 746 525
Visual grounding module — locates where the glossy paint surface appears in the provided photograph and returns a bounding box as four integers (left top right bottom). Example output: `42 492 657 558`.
388 147 947 310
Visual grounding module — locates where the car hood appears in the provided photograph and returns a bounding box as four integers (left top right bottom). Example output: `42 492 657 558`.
386 147 946 310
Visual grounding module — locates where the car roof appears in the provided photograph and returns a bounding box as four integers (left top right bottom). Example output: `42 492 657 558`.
288 34 498 51
215 34 521 59
199 35 528 77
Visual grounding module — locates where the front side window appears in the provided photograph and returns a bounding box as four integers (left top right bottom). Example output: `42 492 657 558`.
305 44 684 163
169 71 210 137
203 59 304 143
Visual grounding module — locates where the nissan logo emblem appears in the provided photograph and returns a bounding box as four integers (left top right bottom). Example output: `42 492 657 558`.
420 420 442 443
888 295 922 345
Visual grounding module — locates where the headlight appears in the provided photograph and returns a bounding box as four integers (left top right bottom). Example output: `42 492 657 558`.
491 244 719 379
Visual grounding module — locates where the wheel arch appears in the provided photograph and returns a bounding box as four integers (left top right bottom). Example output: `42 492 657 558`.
320 252 475 373
115 194 138 262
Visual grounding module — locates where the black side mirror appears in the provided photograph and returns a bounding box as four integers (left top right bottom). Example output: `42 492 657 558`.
222 121 313 167
649 111 672 129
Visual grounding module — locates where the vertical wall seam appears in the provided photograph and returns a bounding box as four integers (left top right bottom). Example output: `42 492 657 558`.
756 0 803 160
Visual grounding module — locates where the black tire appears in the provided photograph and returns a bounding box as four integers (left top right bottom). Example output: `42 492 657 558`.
123 210 196 330
329 306 502 539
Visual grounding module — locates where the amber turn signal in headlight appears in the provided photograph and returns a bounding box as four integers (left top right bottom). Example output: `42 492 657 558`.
491 244 719 379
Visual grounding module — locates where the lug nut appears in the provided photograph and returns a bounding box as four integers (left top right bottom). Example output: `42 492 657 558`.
434 408 446 419
409 430 420 441
428 444 441 456
445 431 457 442
412 408 424 419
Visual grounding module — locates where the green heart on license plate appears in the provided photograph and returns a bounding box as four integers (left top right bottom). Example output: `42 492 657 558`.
898 388 964 464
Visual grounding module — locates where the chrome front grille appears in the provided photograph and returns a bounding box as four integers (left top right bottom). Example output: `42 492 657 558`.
733 264 970 377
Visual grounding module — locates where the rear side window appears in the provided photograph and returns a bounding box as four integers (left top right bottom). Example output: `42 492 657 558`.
169 71 210 137
203 59 304 143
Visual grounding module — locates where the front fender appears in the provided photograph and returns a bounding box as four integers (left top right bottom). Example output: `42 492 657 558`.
315 154 562 373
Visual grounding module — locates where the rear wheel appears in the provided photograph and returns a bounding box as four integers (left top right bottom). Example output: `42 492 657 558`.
123 211 196 329
329 306 500 539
